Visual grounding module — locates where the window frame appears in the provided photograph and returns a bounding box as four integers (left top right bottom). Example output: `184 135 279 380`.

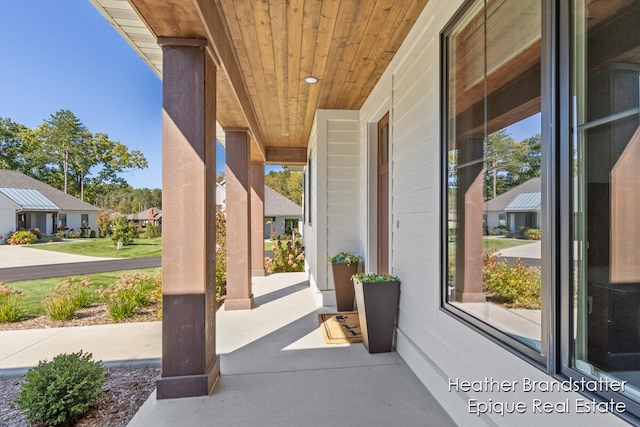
439 0 554 369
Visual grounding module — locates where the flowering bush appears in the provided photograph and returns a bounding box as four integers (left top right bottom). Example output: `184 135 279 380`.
44 277 94 321
265 239 305 273
482 249 541 309
351 273 399 283
0 283 25 323
216 206 227 297
7 230 37 245
523 228 542 240
98 271 160 321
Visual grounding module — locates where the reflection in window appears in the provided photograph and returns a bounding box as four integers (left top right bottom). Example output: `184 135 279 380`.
571 0 640 405
58 214 67 228
444 0 543 351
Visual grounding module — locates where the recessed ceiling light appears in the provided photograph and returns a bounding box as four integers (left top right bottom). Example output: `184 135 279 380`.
304 76 319 84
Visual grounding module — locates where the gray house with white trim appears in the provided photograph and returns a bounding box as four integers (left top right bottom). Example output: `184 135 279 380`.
483 177 541 234
0 170 99 243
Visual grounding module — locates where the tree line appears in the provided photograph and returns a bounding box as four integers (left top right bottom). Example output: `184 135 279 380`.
0 110 152 209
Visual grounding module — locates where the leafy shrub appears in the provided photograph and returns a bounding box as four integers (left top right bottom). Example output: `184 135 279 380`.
96 210 115 238
68 229 79 239
7 230 37 245
15 351 106 427
523 228 541 240
482 250 541 309
89 229 96 238
216 206 227 297
0 283 25 323
143 224 162 239
111 215 135 246
55 229 66 238
30 228 43 238
265 239 305 273
98 271 160 321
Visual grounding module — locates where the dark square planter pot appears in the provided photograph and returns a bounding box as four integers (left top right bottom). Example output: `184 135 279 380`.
353 278 400 353
331 262 359 311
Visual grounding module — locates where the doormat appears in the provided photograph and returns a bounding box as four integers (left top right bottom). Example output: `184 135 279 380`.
318 312 363 344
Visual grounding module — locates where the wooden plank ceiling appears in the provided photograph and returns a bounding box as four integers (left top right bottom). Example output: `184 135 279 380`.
122 0 429 164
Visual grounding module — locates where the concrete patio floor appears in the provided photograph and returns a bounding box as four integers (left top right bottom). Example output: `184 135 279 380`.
128 272 455 426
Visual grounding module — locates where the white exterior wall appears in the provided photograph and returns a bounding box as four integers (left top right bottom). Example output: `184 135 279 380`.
63 211 98 235
350 1 627 425
0 194 18 244
305 110 359 307
0 208 16 245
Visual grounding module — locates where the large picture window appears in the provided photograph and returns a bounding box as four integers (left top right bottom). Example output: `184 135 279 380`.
570 0 640 408
443 0 544 356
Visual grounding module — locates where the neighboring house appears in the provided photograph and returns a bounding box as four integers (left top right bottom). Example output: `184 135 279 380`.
217 182 303 238
0 170 99 243
215 180 226 208
483 177 541 234
127 207 162 228
93 0 640 423
263 186 302 238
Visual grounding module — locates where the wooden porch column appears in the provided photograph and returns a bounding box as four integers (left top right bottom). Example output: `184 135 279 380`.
251 162 266 276
156 38 219 399
454 137 486 303
225 129 254 310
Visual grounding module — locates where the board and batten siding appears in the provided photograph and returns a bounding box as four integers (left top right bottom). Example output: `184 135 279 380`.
352 0 627 425
305 110 359 306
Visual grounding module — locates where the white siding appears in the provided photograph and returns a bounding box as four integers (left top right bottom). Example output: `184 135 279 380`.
63 211 97 235
304 110 359 306
0 194 18 244
351 0 627 425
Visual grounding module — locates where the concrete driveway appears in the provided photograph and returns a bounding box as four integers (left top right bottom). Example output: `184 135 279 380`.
0 243 117 269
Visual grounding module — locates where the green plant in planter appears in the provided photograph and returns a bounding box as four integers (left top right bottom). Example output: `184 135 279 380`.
329 252 362 265
329 252 362 311
352 272 399 283
352 272 401 353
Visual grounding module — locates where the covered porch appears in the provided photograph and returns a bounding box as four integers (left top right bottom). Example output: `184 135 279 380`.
128 272 454 426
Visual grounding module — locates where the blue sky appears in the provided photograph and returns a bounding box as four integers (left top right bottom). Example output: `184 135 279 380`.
0 1 235 189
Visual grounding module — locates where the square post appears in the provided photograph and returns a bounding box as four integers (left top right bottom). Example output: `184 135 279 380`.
225 129 254 310
156 38 219 399
251 162 266 276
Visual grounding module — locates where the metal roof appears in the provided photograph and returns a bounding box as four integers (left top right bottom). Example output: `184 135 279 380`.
504 192 541 212
0 188 61 211
0 170 99 211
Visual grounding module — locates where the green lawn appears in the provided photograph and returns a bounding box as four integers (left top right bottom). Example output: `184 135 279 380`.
8 268 159 317
264 239 303 251
482 236 534 251
27 238 162 259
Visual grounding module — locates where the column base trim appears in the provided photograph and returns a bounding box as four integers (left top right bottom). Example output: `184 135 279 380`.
252 269 266 277
454 291 486 303
224 295 255 310
156 357 220 399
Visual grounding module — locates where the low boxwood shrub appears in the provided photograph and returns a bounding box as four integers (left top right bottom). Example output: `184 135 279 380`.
0 283 25 323
15 351 105 427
